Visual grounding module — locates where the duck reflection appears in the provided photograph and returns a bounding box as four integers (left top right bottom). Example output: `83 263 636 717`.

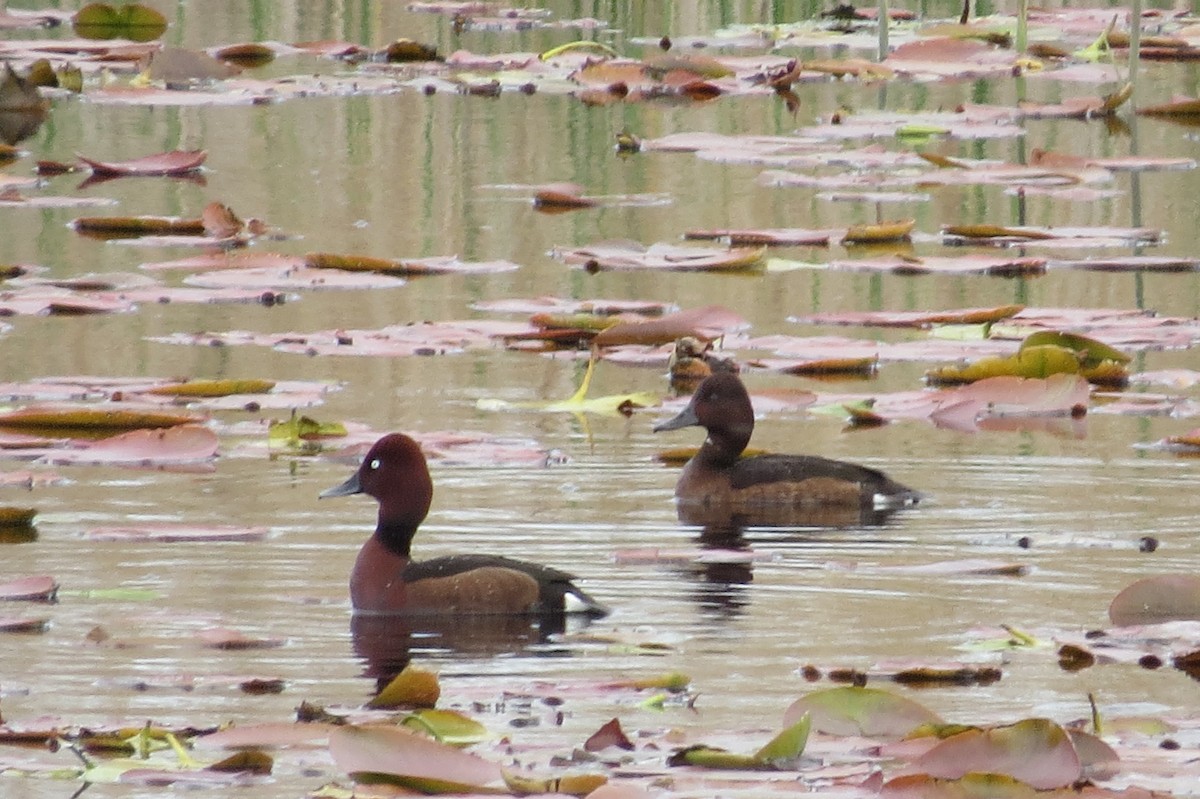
686 527 754 621
0 64 48 145
679 499 910 530
351 612 593 689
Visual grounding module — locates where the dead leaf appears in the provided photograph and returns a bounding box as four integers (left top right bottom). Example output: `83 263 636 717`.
77 149 207 176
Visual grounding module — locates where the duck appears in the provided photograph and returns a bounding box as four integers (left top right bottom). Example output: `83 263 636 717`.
320 433 609 618
654 372 920 512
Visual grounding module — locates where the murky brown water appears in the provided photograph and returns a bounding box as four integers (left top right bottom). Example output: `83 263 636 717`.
3 1 1200 796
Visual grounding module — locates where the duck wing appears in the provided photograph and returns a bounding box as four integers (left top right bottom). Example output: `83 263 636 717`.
730 454 919 502
405 555 608 616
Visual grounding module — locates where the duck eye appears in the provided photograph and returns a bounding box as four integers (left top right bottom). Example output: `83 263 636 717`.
368 458 381 470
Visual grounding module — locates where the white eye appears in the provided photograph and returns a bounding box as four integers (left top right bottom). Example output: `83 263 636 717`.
369 458 381 470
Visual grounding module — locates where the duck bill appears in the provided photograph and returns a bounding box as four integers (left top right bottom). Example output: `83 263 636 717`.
319 472 362 498
653 404 699 433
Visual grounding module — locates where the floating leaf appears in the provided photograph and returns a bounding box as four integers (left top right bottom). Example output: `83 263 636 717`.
147 47 242 81
77 149 207 176
784 686 943 737
1109 575 1200 626
502 767 606 796
328 724 502 792
85 524 268 543
476 358 658 415
0 615 49 633
925 345 1085 385
197 626 285 650
210 43 277 68
592 305 747 348
753 714 810 768
1018 331 1131 366
72 214 205 238
0 507 37 527
207 749 273 774
0 403 205 431
268 415 348 452
41 424 218 465
841 218 915 244
533 182 600 210
145 379 275 398
552 241 765 272
794 305 1025 328
584 718 634 752
912 718 1081 789
74 3 167 42
0 575 57 601
667 717 810 770
368 665 441 709
401 710 488 746
193 722 336 750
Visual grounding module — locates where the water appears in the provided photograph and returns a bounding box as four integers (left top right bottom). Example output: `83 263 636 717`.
3 1 1200 796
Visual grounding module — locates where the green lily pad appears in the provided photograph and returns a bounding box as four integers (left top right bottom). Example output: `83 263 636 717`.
74 3 168 42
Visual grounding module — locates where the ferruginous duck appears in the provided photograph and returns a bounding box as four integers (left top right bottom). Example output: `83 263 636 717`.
654 372 920 512
321 433 609 618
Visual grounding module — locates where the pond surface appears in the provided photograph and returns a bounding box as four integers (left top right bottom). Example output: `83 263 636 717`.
2 1 1200 797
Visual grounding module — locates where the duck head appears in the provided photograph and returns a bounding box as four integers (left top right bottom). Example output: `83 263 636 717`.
320 433 434 558
654 371 754 466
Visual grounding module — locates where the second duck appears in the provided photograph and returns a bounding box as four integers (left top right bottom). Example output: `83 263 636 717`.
655 372 920 512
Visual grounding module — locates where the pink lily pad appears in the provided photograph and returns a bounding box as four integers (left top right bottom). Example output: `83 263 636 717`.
86 525 269 543
0 575 58 601
0 615 49 633
472 297 672 316
77 149 207 176
138 252 304 272
1109 575 1200 626
185 266 406 291
909 718 1081 789
197 626 285 650
40 424 218 466
552 240 765 272
194 722 337 750
783 686 943 738
328 724 502 790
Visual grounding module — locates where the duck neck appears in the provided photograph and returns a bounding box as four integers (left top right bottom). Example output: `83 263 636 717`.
699 423 751 467
374 521 417 559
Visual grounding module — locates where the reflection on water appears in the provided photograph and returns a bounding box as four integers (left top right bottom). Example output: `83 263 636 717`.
679 499 913 530
351 612 566 689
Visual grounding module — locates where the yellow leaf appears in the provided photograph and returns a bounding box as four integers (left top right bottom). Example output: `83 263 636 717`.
840 219 914 244
0 404 204 430
477 358 659 416
368 665 440 709
147 379 275 398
